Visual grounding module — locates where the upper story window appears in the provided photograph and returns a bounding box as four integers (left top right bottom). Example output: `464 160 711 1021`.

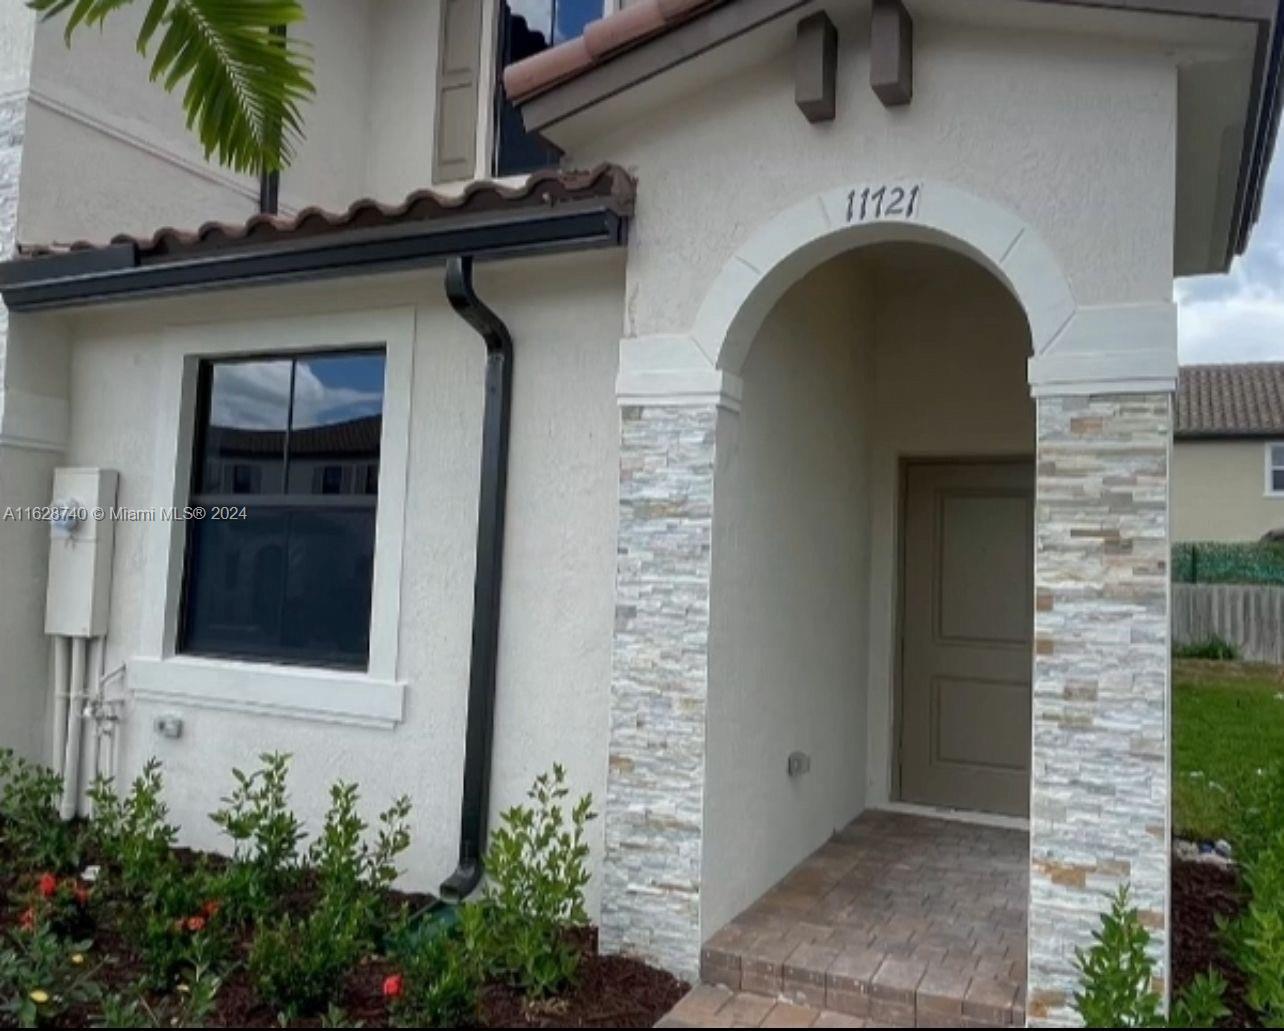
1268 443 1284 496
494 1 607 176
179 350 386 669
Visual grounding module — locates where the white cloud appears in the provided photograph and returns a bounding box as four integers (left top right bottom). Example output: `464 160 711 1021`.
211 360 381 430
1178 136 1284 365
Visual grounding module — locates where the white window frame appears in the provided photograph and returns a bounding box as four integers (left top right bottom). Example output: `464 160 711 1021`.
1267 441 1284 498
475 0 618 182
129 307 415 729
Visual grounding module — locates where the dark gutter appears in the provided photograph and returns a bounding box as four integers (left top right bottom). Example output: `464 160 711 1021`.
1175 431 1284 441
1234 0 1284 261
439 255 513 904
0 201 627 312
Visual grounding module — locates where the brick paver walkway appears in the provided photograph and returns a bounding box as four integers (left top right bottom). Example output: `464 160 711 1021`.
661 810 1028 1028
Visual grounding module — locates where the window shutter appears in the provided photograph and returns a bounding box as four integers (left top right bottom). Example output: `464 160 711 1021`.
433 0 485 183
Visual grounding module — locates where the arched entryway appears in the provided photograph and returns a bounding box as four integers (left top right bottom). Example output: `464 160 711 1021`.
699 241 1034 1027
604 181 1174 1030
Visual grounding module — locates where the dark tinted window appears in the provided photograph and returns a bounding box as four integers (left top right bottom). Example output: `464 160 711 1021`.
495 1 602 176
180 350 385 668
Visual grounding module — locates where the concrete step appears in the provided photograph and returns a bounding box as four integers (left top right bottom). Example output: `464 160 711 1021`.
656 984 885 1027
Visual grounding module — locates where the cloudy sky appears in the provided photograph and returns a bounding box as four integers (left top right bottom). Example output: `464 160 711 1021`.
1178 138 1284 365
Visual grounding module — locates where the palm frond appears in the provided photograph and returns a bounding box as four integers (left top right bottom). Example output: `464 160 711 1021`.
28 0 314 175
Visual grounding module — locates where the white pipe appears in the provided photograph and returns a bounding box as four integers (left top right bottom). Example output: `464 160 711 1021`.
59 637 87 821
50 636 70 775
87 639 104 790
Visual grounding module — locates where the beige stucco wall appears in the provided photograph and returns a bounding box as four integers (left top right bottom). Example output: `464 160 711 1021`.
1173 439 1284 542
0 443 57 757
704 259 875 934
17 0 446 248
45 253 625 910
574 12 1177 341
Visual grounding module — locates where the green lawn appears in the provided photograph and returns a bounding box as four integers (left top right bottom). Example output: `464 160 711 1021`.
1174 659 1284 843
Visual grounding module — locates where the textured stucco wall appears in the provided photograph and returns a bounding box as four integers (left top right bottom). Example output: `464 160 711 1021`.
701 260 874 939
1029 394 1172 1027
19 0 438 248
0 443 56 759
0 4 53 762
1173 439 1284 542
574 14 1177 342
364 0 442 201
56 254 625 914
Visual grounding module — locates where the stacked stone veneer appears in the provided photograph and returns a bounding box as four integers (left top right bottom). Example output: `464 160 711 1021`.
1029 394 1172 1027
600 403 718 980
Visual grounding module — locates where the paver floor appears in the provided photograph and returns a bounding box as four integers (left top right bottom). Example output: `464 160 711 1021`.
661 810 1029 1028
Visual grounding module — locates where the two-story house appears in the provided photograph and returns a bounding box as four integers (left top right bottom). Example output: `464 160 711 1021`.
0 1 1280 1026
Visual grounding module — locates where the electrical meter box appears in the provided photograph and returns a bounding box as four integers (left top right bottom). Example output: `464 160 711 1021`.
44 468 119 638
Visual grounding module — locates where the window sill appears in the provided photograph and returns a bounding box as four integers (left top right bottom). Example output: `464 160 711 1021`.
128 656 405 729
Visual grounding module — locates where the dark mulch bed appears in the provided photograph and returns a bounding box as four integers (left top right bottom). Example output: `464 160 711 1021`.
1 851 687 1029
479 929 687 1028
1172 857 1253 1028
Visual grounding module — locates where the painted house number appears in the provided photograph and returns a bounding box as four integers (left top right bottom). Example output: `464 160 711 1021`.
847 184 922 222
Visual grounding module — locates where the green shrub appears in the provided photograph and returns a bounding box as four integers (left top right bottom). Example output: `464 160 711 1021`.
87 761 178 898
0 918 97 1028
1227 826 1284 1025
248 896 365 1017
209 752 303 913
247 781 413 1017
0 749 82 873
93 963 219 1028
22 872 94 940
308 781 411 935
1173 636 1239 661
1231 761 1284 871
475 765 595 999
132 863 228 989
385 920 482 1029
1074 886 1227 1028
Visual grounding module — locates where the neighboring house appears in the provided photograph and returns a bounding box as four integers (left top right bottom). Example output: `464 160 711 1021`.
0 1 1280 1027
1174 362 1284 542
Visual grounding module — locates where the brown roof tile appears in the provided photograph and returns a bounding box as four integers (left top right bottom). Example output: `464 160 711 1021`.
17 164 635 264
1176 363 1284 438
503 0 724 102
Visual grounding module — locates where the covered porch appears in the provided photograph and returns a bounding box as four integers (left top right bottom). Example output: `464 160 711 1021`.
603 181 1175 1028
674 811 1028 1028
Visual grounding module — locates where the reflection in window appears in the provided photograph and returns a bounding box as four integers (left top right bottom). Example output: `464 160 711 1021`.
180 350 385 669
495 1 605 176
1271 443 1284 495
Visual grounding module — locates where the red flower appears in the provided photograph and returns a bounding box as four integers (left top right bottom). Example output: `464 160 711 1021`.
185 915 206 933
382 973 403 999
18 907 35 931
36 873 56 899
201 899 220 918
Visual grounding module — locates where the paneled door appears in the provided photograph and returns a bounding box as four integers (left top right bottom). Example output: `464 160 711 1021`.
898 460 1034 817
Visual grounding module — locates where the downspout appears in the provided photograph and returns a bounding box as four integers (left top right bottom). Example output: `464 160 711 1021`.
439 255 513 903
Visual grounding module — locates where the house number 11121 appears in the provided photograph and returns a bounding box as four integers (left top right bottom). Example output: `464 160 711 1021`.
847 184 921 222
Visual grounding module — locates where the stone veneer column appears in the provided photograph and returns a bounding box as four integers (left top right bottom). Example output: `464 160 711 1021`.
600 402 718 980
1028 393 1172 1027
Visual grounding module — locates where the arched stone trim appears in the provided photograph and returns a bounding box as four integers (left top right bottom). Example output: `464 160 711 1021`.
690 180 1076 376
618 180 1176 404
